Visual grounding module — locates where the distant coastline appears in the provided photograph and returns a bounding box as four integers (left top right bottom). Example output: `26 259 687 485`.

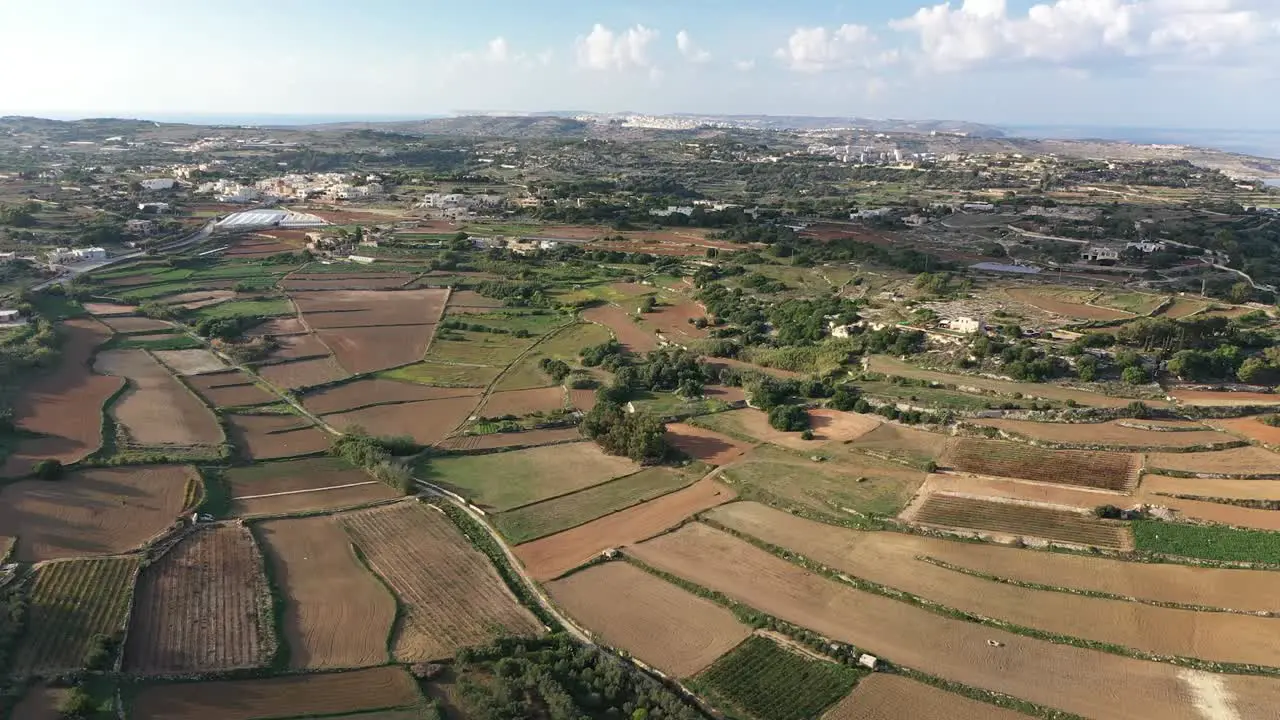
1006 125 1280 160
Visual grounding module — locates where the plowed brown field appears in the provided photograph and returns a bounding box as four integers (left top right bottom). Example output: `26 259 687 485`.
1171 389 1280 406
1146 446 1280 476
303 379 481 415
292 289 447 328
262 333 332 362
712 502 1280 668
94 349 223 446
341 502 543 660
282 273 413 291
125 526 274 674
630 523 1280 720
824 673 1033 720
256 357 349 389
131 666 422 720
324 396 480 445
913 494 1130 549
479 387 565 416
226 414 331 460
1005 288 1133 320
583 305 658 353
446 290 503 308
2 319 122 477
971 418 1228 449
0 465 191 562
317 325 437 374
547 561 750 677
99 316 174 333
515 477 736 581
1210 416 1280 447
186 370 278 408
247 317 308 336
256 515 395 668
665 423 753 465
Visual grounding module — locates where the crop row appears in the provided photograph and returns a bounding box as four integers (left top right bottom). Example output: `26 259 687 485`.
915 495 1128 549
945 439 1138 491
694 635 860 720
15 557 138 674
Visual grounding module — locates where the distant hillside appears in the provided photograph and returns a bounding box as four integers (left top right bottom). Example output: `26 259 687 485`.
307 116 591 138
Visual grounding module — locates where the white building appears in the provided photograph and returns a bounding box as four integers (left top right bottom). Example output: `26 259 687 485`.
1081 246 1121 263
942 317 984 334
125 219 156 235
137 202 171 213
1125 241 1166 254
139 178 177 192
852 208 894 220
48 247 106 264
963 202 996 212
650 206 695 217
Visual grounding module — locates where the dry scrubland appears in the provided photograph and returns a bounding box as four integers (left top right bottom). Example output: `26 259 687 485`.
125 526 274 674
547 561 751 677
131 666 423 720
256 515 396 669
341 502 543 660
2 319 122 477
0 465 192 562
94 349 224 446
630 523 1280 720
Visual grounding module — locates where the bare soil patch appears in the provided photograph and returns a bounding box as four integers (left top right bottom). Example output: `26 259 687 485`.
698 408 879 450
583 305 658 353
83 302 137 316
99 315 174 333
131 666 422 720
824 673 1032 720
515 477 736 581
292 289 448 328
342 502 543 661
1146 446 1280 476
1209 417 1280 446
160 290 236 309
645 300 709 341
282 274 413 291
303 379 480 415
547 561 750 677
1005 288 1133 320
0 465 192 562
632 522 1280 720
94 349 223 446
479 387 564 417
1141 474 1280 501
186 370 277 408
1171 389 1280 406
125 525 274 674
256 515 395 669
262 332 333 363
324 396 480 445
225 414 331 460
973 418 1227 449
152 349 226 375
446 290 503 308
909 473 1123 514
10 684 69 720
224 457 375 498
2 318 122 477
317 324 437 374
257 356 349 389
569 388 596 411
246 317 308 336
665 423 753 465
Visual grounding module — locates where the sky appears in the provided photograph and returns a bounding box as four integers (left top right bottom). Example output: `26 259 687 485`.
2 0 1279 129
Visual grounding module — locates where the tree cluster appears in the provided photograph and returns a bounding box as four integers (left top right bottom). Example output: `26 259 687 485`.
579 401 667 464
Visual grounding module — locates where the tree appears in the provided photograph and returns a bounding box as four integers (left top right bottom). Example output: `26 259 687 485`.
638 296 656 313
1229 281 1253 305
33 458 63 480
580 401 668 463
829 384 859 411
58 688 95 719
1237 357 1277 384
1076 354 1098 382
1121 365 1149 385
767 404 809 432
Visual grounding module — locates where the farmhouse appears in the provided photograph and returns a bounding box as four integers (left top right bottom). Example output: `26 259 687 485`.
1081 246 1120 264
941 316 984 334
139 178 177 191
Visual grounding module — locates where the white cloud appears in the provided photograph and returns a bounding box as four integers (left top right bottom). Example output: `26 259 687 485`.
485 37 511 63
734 59 757 72
891 0 1280 71
576 24 658 71
776 24 897 72
676 30 712 63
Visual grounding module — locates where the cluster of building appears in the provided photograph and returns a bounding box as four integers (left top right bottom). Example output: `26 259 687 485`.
415 192 506 221
648 200 745 218
47 247 107 265
196 173 385 203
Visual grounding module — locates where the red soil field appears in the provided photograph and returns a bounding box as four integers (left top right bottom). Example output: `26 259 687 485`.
93 349 224 446
2 319 123 477
224 238 297 257
435 426 583 452
281 274 414 291
225 414 332 460
913 494 1130 548
446 290 503 308
665 423 753 466
186 370 278 408
1005 288 1133 321
124 526 274 674
1171 389 1280 406
234 485 399 517
942 438 1140 491
971 418 1229 449
246 317 308 336
0 465 192 562
631 523 1280 720
324 396 481 445
644 301 709 341
479 387 565 417
82 302 137 316
1145 446 1280 476
546 561 751 677
582 305 658 353
303 379 481 415
291 289 447 328
317 324 437 374
131 666 422 720
256 357 349 389
263 333 333 363
824 673 1033 720
1210 416 1280 446
514 476 736 581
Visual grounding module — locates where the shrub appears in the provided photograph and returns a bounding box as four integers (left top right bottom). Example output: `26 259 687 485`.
1094 504 1123 519
58 687 95 718
767 404 809 432
33 459 63 481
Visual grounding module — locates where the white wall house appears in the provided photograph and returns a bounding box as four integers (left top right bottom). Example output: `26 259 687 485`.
139 178 177 191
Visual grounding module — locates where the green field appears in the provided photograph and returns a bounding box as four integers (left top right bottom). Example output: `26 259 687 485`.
720 445 926 520
492 463 706 544
1132 520 1280 564
494 322 613 392
1095 292 1167 315
423 330 537 366
418 443 639 511
118 282 199 301
453 311 569 336
377 361 503 387
692 636 860 720
224 456 357 484
629 390 731 419
109 334 202 351
194 298 295 320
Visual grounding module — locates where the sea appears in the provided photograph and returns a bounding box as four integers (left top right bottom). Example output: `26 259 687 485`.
1005 125 1280 161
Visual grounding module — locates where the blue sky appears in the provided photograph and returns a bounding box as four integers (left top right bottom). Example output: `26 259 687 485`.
2 0 1278 129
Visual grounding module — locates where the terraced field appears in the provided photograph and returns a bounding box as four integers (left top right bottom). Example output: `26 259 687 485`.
913 494 1130 549
15 557 139 674
943 438 1140 491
